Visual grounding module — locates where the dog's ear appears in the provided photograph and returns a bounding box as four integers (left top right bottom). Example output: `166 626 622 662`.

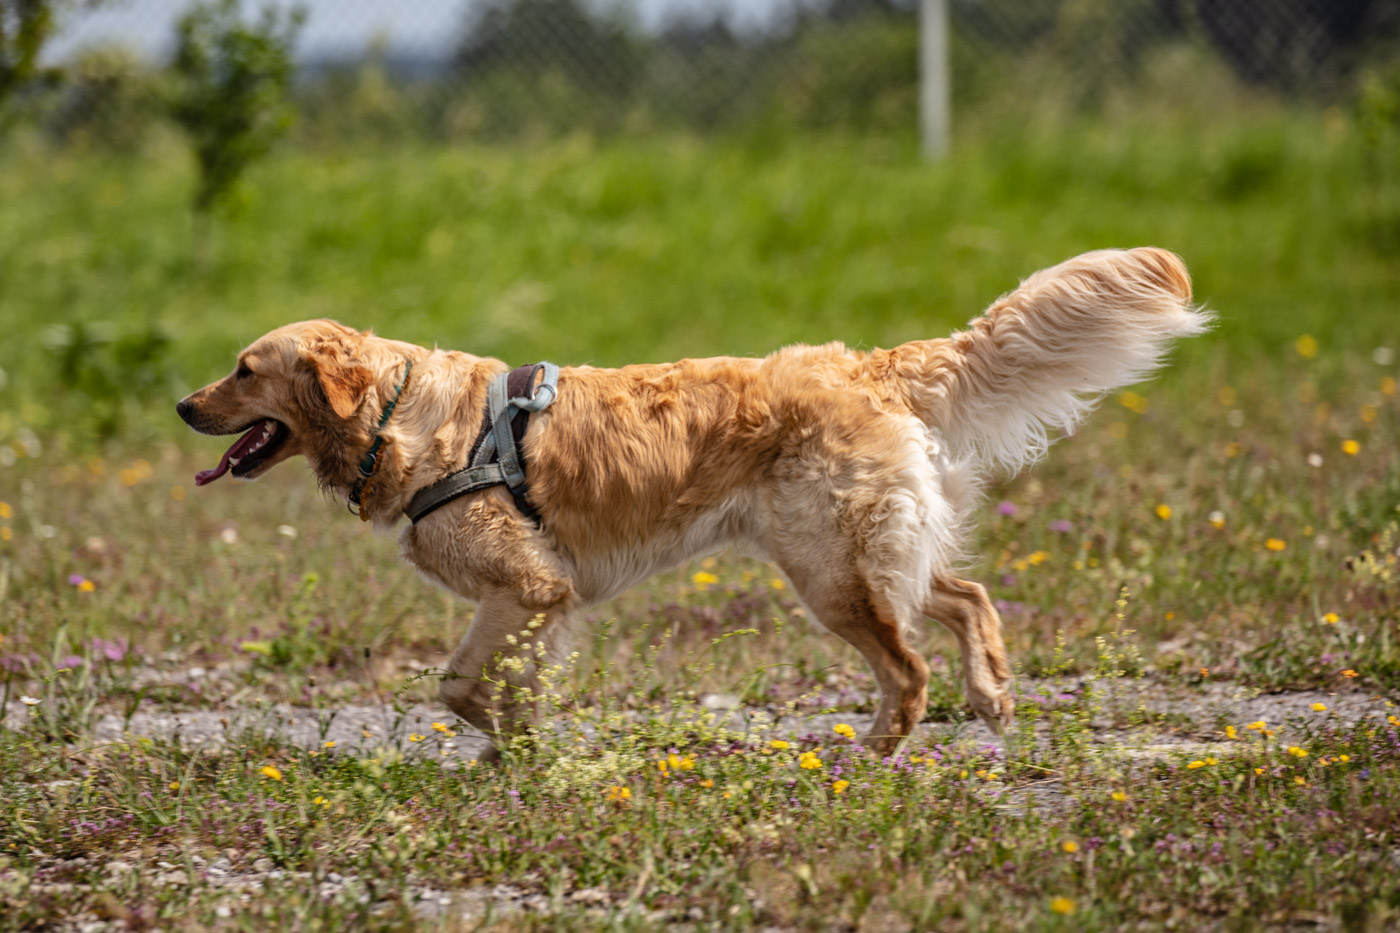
301 338 373 420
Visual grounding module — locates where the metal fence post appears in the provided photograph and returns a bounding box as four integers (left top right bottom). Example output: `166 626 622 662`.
920 0 950 159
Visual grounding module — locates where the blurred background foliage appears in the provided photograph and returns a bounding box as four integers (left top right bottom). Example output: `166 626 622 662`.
0 0 1397 444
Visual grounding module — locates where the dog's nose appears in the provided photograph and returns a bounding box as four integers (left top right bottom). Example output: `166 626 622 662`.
176 398 194 424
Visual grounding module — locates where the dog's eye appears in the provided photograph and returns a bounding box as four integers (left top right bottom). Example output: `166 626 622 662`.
236 363 254 380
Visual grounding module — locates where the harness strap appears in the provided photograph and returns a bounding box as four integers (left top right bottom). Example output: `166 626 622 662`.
404 362 559 525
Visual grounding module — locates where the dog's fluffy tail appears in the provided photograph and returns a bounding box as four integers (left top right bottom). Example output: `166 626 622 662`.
893 247 1212 473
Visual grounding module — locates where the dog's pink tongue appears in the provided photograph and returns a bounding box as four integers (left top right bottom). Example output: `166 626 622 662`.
195 422 265 486
194 452 232 487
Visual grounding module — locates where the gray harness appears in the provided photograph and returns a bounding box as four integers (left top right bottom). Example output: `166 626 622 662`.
404 362 559 525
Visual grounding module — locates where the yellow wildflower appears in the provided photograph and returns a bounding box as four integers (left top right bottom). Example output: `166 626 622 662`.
169 781 180 791
1323 612 1339 624
1341 669 1358 678
1154 504 1172 520
605 786 631 802
1050 897 1076 915
323 741 336 748
832 780 850 794
1062 840 1080 854
0 502 10 519
1294 776 1307 786
1265 538 1287 551
799 751 823 770
1254 768 1265 775
700 779 714 788
1288 747 1308 758
691 571 719 587
1311 703 1328 712
1111 791 1128 802
1295 335 1318 359
770 577 786 590
408 734 425 743
432 722 451 733
769 740 790 750
260 765 283 781
833 723 856 739
1187 760 1206 769
1119 390 1149 414
1342 439 1360 456
1224 725 1238 739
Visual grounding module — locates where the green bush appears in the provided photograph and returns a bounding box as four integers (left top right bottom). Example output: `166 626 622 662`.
168 0 302 213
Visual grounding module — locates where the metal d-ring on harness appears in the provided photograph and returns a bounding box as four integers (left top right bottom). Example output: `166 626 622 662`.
403 362 560 526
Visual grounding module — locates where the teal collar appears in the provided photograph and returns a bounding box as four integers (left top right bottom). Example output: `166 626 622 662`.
348 357 413 519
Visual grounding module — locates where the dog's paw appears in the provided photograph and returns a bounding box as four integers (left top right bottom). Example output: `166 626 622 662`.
970 687 1015 736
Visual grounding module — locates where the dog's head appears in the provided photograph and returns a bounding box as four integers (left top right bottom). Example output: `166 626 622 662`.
177 320 382 486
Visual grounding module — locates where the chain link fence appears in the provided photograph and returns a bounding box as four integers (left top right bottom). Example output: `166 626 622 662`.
28 0 1400 146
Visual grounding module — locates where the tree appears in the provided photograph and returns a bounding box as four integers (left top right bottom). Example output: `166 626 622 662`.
168 0 302 214
0 0 62 124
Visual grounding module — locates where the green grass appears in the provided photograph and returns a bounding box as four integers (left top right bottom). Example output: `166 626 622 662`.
2 103 1400 929
6 699 1400 930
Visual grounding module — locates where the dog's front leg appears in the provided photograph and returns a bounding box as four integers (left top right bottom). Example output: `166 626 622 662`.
440 586 577 757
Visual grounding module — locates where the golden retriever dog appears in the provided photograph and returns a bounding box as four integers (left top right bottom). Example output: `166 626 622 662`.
178 247 1209 756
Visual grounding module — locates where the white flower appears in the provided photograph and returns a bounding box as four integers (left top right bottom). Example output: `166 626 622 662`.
20 696 41 706
277 525 297 538
220 527 238 545
1307 453 1323 468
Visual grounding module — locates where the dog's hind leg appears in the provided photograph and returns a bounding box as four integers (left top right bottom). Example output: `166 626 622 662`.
924 577 1015 734
439 587 577 756
779 567 930 757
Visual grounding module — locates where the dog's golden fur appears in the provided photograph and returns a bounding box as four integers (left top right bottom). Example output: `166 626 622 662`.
179 247 1209 755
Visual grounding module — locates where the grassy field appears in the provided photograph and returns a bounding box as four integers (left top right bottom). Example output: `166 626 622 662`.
2 104 1400 930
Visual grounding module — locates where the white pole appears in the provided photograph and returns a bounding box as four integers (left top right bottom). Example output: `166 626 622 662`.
920 0 950 159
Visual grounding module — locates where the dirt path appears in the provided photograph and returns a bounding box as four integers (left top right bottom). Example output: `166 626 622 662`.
6 677 1386 765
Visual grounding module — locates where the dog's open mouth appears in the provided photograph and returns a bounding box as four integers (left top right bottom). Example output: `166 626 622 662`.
195 419 290 486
